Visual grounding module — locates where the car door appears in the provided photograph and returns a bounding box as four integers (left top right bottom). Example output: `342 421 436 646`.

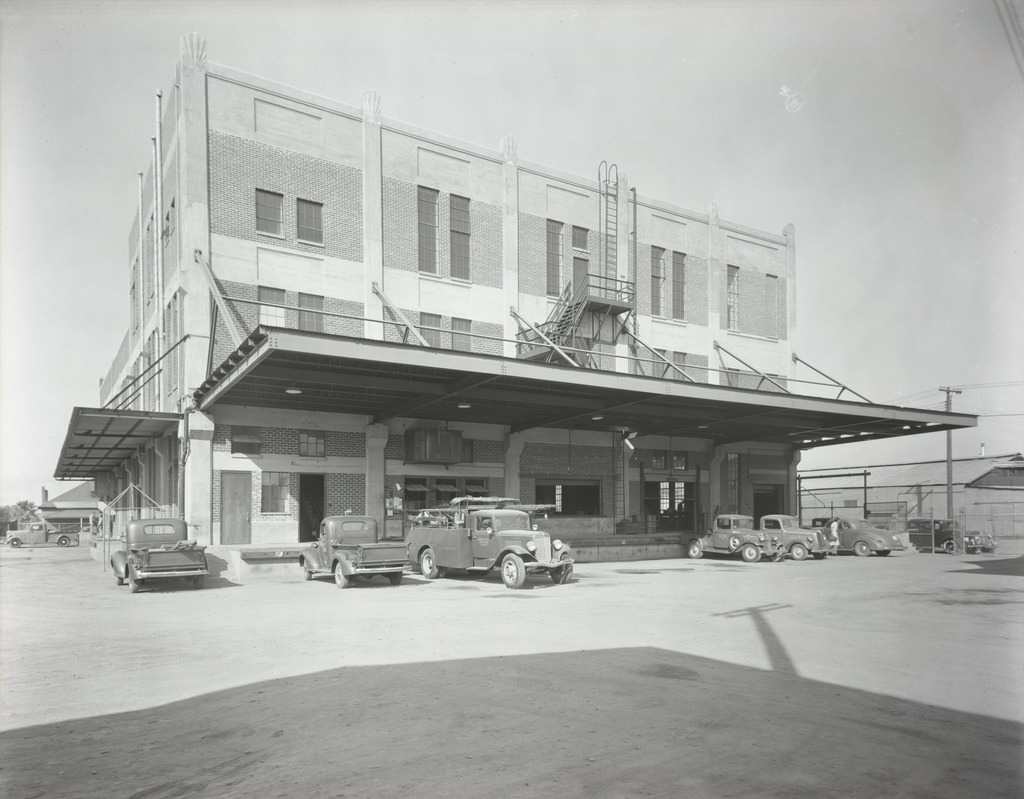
471 513 498 567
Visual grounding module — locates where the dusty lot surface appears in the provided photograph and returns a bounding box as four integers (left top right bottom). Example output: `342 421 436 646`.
1 543 1022 797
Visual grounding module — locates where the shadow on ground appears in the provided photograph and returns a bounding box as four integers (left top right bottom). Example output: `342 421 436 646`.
1 648 1019 799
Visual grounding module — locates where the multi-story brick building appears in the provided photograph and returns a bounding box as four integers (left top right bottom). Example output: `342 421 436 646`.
55 35 974 548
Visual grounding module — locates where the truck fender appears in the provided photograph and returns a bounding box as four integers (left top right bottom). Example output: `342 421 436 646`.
498 545 535 562
111 551 128 577
333 553 356 577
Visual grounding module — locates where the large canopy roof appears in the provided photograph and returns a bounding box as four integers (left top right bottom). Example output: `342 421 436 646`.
192 328 975 448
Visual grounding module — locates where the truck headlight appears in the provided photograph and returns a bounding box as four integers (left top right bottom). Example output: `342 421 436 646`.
758 534 765 542
553 539 564 550
526 541 537 553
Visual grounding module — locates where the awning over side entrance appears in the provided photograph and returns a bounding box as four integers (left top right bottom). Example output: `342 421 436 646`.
54 407 182 480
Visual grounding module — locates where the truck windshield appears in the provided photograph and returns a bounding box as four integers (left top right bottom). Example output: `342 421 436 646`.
491 513 531 532
775 516 799 527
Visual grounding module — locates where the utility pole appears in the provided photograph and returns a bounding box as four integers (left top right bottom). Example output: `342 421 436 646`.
939 386 962 525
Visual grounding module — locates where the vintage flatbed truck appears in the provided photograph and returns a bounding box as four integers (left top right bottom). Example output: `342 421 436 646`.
299 515 407 588
405 500 573 589
110 518 208 593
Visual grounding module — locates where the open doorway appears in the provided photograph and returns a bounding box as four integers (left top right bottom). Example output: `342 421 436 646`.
298 474 325 542
753 484 785 522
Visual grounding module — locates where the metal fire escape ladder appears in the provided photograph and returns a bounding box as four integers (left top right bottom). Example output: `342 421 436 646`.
372 282 429 347
509 307 580 368
599 161 619 281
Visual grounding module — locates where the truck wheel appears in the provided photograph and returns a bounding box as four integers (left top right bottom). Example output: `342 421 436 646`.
191 575 204 589
388 572 403 586
419 548 439 580
686 540 704 559
789 543 809 561
739 543 761 563
57 536 70 547
333 563 350 589
114 571 125 586
942 539 956 555
550 554 573 584
128 575 143 593
8 538 22 548
501 553 527 589
853 540 871 557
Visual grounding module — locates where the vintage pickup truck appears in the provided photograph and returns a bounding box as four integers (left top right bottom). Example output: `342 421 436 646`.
686 514 781 563
299 515 407 588
405 501 573 589
4 521 79 548
758 514 830 560
111 518 208 593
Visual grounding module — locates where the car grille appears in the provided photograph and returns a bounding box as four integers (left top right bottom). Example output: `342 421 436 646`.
533 534 552 563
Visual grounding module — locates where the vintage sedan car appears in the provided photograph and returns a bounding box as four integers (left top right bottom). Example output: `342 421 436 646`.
111 518 208 593
812 517 904 557
964 531 997 554
686 514 781 563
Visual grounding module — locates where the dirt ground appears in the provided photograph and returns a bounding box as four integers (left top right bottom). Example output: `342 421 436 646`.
1 542 1022 798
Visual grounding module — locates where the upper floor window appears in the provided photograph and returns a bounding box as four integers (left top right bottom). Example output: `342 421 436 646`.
452 317 472 352
450 195 470 281
671 251 686 320
417 186 439 274
671 351 688 381
651 246 665 316
572 226 589 252
299 431 326 458
420 312 442 347
162 198 176 247
766 274 779 337
298 292 324 333
297 199 323 244
259 285 286 327
256 190 284 236
546 220 564 296
727 265 740 330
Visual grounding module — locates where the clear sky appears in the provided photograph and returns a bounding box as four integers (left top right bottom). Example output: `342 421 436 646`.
2 0 1022 505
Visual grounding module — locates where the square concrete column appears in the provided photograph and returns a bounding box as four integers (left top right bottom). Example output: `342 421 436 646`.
365 424 389 529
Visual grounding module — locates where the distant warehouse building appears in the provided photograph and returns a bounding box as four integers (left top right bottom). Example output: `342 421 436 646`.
799 453 1024 539
54 34 974 551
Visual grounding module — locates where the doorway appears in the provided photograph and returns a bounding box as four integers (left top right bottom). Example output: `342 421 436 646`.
299 474 325 542
753 484 785 522
221 472 252 544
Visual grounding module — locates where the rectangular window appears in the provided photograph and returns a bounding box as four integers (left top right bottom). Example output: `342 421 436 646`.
766 274 778 337
671 351 688 381
651 247 665 316
297 199 323 244
417 186 439 274
299 431 326 458
261 471 289 513
671 251 686 320
452 317 472 352
546 220 563 296
256 190 284 236
420 312 442 348
162 198 176 247
231 426 262 456
450 195 471 281
672 452 687 471
259 286 286 327
298 292 324 333
727 265 740 330
572 226 589 251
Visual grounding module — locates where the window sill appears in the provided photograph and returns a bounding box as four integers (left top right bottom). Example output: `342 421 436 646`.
297 238 324 248
257 231 285 241
725 330 780 343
